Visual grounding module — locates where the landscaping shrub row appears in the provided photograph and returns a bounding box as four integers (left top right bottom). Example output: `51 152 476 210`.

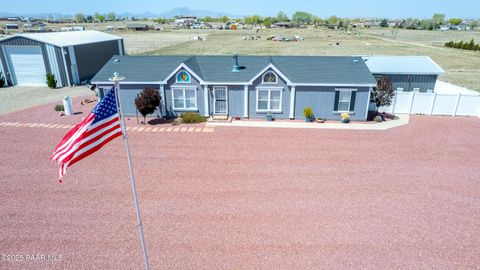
445 39 480 51
180 112 206 123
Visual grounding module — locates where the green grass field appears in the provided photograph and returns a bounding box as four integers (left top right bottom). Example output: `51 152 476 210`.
139 28 480 91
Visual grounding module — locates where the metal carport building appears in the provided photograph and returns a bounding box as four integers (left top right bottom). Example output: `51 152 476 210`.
0 30 124 87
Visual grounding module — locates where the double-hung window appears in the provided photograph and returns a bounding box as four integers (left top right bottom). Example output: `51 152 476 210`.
256 88 282 112
334 89 356 112
172 88 197 110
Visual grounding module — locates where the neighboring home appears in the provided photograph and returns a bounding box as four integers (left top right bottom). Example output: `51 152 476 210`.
5 23 20 30
92 55 377 121
363 56 445 93
126 23 151 31
0 30 124 86
273 22 294 28
174 16 198 27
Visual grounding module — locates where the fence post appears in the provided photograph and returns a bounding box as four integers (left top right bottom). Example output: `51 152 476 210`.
391 93 397 114
452 93 461 116
408 91 415 114
429 92 437 115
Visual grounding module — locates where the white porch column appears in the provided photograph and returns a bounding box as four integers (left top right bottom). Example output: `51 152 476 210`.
289 85 296 119
160 84 166 117
243 85 249 118
203 84 209 117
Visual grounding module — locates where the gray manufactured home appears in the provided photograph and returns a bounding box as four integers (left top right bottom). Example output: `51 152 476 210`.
92 55 378 121
0 30 124 87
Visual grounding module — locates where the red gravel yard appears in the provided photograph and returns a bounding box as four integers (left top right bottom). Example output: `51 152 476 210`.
0 100 479 269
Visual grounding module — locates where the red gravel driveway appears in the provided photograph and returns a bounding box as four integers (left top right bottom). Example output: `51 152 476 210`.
0 98 479 269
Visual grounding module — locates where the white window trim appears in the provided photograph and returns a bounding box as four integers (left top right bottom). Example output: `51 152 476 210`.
213 86 228 115
171 87 198 111
334 88 356 113
262 71 278 84
255 87 283 113
175 70 191 84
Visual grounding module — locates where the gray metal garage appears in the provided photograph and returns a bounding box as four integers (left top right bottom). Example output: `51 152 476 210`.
0 30 124 87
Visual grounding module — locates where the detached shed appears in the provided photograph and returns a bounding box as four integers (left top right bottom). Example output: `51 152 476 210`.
0 30 124 87
363 56 445 93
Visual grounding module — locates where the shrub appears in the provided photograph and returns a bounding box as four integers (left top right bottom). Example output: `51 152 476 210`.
373 115 383 122
303 107 314 118
0 71 5 88
134 87 161 124
340 113 350 123
371 75 395 112
46 73 57 88
180 112 206 123
54 104 64 111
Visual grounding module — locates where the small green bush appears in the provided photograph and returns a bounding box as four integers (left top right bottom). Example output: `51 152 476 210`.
54 104 64 111
46 73 57 88
303 107 314 118
373 115 383 122
180 112 206 124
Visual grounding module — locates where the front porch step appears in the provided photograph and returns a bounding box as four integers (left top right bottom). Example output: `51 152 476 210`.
208 115 232 122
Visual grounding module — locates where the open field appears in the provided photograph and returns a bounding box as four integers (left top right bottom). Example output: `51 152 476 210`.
137 28 480 91
0 98 479 269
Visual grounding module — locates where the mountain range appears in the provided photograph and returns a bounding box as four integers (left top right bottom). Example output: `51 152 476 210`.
0 7 243 19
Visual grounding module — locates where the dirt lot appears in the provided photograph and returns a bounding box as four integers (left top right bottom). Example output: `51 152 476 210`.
0 98 479 269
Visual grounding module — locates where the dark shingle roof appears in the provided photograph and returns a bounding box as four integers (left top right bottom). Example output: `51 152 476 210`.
92 55 377 85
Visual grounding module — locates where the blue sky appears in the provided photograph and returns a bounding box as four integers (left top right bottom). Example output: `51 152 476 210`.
6 0 480 18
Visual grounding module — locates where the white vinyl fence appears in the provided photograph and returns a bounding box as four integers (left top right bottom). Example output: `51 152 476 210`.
378 92 480 117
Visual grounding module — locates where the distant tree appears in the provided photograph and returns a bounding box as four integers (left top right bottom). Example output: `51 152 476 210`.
448 18 462 25
292 11 312 24
107 12 116 21
86 15 94 22
380 19 389 27
312 16 323 26
220 16 229 23
371 76 395 112
245 15 261 25
75 13 86 23
338 20 344 29
276 11 289 22
327 15 338 25
263 17 272 28
134 87 161 124
94 12 105 22
432 13 445 29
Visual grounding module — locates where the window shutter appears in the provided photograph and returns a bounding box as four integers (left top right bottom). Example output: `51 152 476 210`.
333 91 339 111
349 91 356 111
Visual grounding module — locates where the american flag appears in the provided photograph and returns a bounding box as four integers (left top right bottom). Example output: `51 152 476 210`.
51 86 123 179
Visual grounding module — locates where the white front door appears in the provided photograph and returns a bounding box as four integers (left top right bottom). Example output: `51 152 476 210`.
213 86 228 115
6 46 46 86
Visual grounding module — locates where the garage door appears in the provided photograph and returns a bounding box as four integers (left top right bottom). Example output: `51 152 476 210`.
6 46 46 86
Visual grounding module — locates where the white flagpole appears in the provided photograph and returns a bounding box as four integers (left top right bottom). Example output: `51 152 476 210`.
109 73 150 270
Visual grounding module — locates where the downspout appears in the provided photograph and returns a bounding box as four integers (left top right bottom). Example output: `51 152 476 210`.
61 47 72 87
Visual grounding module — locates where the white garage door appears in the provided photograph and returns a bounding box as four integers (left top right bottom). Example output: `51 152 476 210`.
7 46 46 86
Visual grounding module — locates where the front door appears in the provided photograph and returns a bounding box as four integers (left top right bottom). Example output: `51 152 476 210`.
213 86 228 115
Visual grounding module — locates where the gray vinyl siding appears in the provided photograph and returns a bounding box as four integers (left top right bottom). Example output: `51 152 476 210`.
248 70 291 119
0 47 12 85
295 86 370 121
73 40 120 82
54 46 68 87
374 74 438 92
98 83 162 117
164 68 205 118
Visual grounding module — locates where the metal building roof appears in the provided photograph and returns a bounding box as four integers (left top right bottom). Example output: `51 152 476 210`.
0 30 122 47
363 56 445 75
92 55 378 86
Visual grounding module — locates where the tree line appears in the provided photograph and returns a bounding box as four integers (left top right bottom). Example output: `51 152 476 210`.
445 39 480 51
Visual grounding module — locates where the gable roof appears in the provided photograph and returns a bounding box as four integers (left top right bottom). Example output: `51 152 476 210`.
92 55 378 86
363 56 445 75
0 30 122 47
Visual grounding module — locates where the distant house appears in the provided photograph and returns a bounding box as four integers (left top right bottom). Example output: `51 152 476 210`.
273 22 293 28
363 56 445 93
5 23 20 30
126 23 150 31
174 16 198 27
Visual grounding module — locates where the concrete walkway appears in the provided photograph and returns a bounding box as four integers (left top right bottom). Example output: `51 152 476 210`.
207 114 409 130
